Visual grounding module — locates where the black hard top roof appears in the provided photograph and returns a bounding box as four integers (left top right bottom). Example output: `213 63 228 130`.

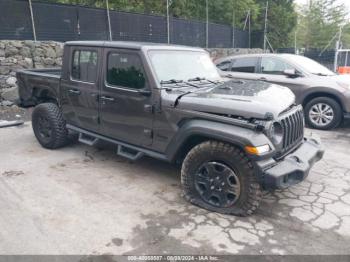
65 41 204 52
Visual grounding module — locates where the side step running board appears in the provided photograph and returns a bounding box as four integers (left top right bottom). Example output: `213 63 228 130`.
79 133 144 161
78 133 99 146
67 124 167 162
117 145 144 161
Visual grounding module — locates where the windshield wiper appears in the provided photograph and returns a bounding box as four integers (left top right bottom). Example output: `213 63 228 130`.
222 74 245 84
162 77 205 89
160 79 183 84
187 76 221 85
188 76 205 82
161 77 216 91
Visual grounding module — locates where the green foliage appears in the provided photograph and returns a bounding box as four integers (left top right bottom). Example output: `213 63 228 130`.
37 0 304 49
343 24 350 48
296 0 350 50
257 0 297 48
37 0 266 29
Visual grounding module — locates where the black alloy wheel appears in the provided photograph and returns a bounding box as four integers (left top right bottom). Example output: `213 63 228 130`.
194 161 240 208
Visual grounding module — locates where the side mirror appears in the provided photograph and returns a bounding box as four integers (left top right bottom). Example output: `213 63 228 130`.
283 69 301 78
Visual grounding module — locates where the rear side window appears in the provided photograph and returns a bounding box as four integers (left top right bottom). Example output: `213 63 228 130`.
107 52 146 90
231 57 257 73
71 50 98 83
217 60 231 71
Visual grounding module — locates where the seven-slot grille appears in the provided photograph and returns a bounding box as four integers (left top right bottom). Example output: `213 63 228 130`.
280 106 304 155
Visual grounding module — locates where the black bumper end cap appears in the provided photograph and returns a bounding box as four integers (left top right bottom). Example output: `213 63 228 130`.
263 136 324 190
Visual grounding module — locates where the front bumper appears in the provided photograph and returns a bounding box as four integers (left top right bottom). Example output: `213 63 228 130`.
258 136 324 189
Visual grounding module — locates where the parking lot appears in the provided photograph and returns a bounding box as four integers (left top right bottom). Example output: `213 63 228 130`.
1 122 350 255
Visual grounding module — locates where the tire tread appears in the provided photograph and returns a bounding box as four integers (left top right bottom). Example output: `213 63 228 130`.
32 103 69 149
181 140 262 216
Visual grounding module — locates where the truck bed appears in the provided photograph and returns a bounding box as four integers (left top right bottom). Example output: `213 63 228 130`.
16 68 62 106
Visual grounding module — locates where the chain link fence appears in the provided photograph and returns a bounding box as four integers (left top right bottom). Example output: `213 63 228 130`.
0 0 253 48
275 48 349 72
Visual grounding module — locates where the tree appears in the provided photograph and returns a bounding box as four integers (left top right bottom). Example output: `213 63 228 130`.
254 0 297 49
38 0 299 48
296 0 348 50
38 0 260 28
343 23 350 48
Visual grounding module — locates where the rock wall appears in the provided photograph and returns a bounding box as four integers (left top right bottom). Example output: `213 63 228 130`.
0 40 63 102
0 40 263 103
206 48 265 62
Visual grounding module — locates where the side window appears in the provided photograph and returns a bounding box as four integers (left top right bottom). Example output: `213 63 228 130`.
107 52 146 90
231 57 257 73
261 57 294 75
71 50 98 83
217 60 231 71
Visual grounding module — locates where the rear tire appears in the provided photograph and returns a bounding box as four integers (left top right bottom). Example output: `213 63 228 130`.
305 97 342 130
32 103 69 149
181 141 262 216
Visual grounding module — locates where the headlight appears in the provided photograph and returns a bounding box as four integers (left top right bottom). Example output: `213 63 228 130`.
245 144 271 155
270 122 284 145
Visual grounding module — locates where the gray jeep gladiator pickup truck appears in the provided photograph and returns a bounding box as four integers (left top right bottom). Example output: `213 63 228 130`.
17 41 324 216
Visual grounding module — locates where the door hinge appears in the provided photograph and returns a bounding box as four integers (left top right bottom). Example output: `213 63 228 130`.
144 104 154 113
143 129 153 138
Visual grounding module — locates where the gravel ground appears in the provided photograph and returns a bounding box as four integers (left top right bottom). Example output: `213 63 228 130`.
0 120 349 255
0 105 32 122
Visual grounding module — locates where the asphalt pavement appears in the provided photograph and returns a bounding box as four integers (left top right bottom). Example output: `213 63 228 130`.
0 122 350 255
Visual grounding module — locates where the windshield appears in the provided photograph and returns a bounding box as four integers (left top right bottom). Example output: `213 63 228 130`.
287 55 335 76
148 50 220 83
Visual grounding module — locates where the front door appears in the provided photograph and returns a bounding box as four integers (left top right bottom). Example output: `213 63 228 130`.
258 56 307 101
61 47 101 132
99 49 153 147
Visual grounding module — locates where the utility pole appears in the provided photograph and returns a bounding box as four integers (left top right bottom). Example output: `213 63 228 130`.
206 0 209 48
232 8 235 48
248 10 251 48
28 0 37 41
334 26 342 72
106 0 112 41
294 31 297 54
263 1 268 52
243 10 251 48
167 0 170 44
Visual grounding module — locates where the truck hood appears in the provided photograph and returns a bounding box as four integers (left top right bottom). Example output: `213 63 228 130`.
163 79 295 120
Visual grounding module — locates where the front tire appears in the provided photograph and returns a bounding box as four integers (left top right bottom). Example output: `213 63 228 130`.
181 141 262 216
32 103 69 149
305 97 342 130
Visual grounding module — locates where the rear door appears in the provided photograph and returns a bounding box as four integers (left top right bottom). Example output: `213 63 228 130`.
61 46 101 132
228 57 260 80
99 48 153 147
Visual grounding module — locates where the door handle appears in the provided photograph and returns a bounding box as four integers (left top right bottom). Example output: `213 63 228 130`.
100 96 115 102
90 93 99 101
68 89 81 95
138 89 152 97
259 77 267 81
